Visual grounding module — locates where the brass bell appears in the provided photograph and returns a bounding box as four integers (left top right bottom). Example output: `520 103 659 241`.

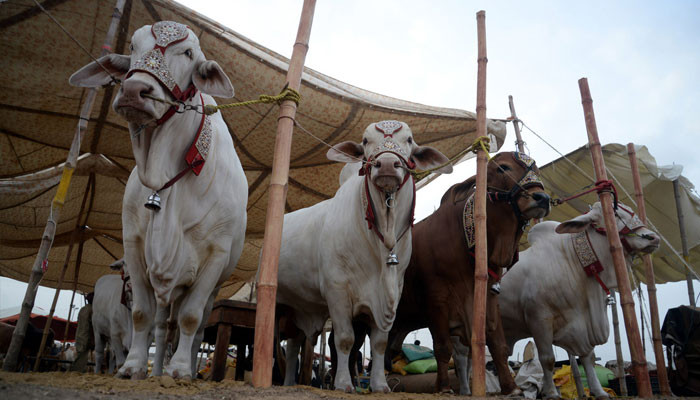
386 250 399 266
606 293 616 306
490 282 501 295
145 191 161 211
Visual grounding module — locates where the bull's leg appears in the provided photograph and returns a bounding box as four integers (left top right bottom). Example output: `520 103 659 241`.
328 299 355 393
117 252 156 380
165 262 223 379
368 322 390 393
283 335 303 386
94 333 104 374
428 310 454 393
533 329 559 399
108 346 115 374
486 294 521 395
451 336 471 395
111 335 127 373
152 304 169 376
581 350 609 398
190 292 216 377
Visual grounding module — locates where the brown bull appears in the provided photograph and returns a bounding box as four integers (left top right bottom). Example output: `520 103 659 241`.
388 151 551 394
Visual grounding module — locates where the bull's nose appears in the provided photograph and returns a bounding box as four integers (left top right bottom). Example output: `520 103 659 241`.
532 192 550 205
121 79 154 100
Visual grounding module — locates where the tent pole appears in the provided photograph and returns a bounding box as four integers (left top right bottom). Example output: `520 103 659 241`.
672 179 695 306
251 0 316 388
623 134 671 394
610 292 628 396
578 78 652 397
508 95 525 153
33 176 92 370
2 0 126 372
470 10 489 397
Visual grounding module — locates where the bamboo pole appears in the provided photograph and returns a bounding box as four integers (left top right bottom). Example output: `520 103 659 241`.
251 0 316 388
2 0 126 372
508 95 525 153
470 10 489 397
625 145 670 396
578 78 652 397
569 354 585 399
610 293 628 396
33 189 90 370
672 179 696 306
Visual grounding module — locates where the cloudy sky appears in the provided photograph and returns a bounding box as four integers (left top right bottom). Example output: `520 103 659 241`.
2 0 699 369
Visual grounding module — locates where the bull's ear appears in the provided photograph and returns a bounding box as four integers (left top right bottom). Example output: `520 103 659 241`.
411 145 452 174
192 60 234 98
69 54 130 87
326 141 364 163
555 212 597 234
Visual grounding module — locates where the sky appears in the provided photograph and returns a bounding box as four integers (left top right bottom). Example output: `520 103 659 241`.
2 0 699 370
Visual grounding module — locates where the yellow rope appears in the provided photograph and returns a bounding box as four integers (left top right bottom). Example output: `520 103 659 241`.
410 136 492 181
203 87 301 115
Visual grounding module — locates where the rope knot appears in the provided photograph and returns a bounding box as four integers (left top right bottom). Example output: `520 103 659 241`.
469 136 493 160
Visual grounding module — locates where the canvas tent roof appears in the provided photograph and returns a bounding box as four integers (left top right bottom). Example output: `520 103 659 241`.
0 0 506 298
533 143 700 285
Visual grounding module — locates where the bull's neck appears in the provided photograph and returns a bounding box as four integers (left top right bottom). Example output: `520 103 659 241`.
129 99 201 191
584 226 633 291
365 177 414 251
485 200 522 268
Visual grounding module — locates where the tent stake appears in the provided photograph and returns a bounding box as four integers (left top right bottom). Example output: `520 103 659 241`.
470 10 489 397
251 0 316 388
578 78 652 397
672 179 695 306
2 0 126 372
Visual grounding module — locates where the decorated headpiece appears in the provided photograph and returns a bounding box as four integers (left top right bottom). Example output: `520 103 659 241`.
126 21 196 102
511 152 544 190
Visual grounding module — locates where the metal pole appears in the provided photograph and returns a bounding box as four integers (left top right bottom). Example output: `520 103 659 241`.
470 10 489 397
252 0 316 388
508 95 525 153
578 78 652 397
672 179 695 306
2 0 126 372
610 293 628 396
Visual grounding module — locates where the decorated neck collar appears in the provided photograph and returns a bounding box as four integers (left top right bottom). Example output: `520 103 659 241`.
571 230 615 305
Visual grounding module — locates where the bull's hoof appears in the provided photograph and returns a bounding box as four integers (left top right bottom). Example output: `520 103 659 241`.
459 388 471 396
503 387 523 397
371 384 390 393
165 360 193 380
334 384 354 393
439 387 454 395
116 367 146 380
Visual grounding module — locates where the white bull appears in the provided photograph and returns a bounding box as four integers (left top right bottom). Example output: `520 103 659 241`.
92 259 132 374
275 120 451 392
70 21 247 379
497 202 660 398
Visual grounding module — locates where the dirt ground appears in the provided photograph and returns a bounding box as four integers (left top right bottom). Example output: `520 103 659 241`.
0 371 505 400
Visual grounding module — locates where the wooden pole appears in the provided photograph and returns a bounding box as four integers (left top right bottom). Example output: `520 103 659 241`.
470 10 489 397
2 0 126 372
611 293 628 396
625 143 671 395
508 95 525 153
672 179 696 306
35 175 93 370
319 326 327 388
578 78 652 397
251 0 316 388
569 354 585 399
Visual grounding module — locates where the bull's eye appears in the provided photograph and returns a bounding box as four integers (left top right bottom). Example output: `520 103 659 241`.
184 49 193 59
497 164 511 173
407 137 413 144
129 43 134 52
362 138 368 146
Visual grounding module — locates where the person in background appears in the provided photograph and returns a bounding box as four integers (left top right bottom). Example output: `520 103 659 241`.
70 292 94 372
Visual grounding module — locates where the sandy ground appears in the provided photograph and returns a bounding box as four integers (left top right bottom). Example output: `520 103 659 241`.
0 371 506 400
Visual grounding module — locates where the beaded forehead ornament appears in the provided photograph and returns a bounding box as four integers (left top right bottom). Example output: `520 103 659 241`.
127 21 195 102
367 120 411 162
511 152 544 190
